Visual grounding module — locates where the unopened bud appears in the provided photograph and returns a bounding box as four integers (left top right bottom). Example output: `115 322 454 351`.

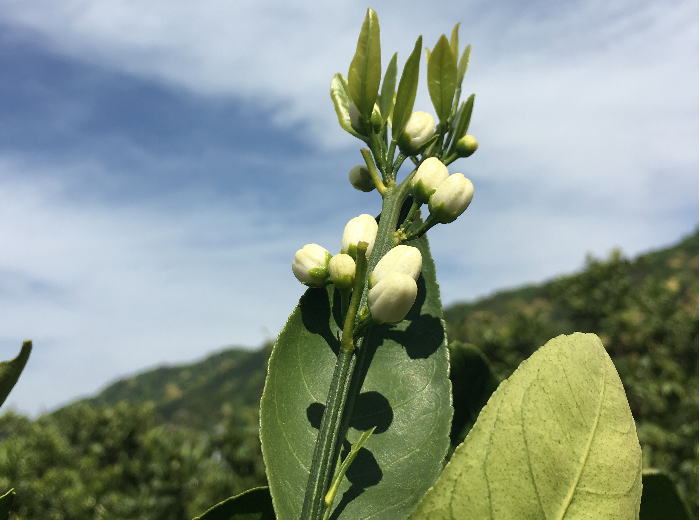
348 165 375 192
411 157 449 203
328 254 356 290
455 135 479 157
398 111 435 154
368 272 418 324
428 174 474 224
369 245 422 287
349 102 382 135
292 244 331 287
341 214 378 259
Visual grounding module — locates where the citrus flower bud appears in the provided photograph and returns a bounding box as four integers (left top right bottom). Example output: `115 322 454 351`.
411 157 449 203
292 244 331 287
368 272 418 324
349 102 382 135
369 245 422 287
398 111 435 154
328 254 356 290
341 214 378 259
348 165 375 192
428 173 475 224
455 135 479 157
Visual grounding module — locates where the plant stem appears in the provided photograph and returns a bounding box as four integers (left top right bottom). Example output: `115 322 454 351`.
360 148 387 195
300 243 369 520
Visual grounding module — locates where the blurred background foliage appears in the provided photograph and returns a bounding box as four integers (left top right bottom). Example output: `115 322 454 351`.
1 232 697 519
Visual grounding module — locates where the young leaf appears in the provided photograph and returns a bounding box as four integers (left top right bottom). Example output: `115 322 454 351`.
0 489 14 520
193 487 275 520
457 44 471 84
260 235 451 520
377 53 397 122
449 23 460 60
447 94 474 151
347 8 381 118
640 470 691 520
427 35 458 123
411 333 643 519
330 74 362 138
392 36 423 140
0 341 31 407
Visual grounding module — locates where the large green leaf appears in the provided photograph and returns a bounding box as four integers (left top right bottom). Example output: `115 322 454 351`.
0 341 32 407
260 235 451 520
392 36 423 139
640 470 691 520
427 35 457 123
0 489 14 520
330 74 361 138
193 487 275 520
347 8 381 118
412 333 643 519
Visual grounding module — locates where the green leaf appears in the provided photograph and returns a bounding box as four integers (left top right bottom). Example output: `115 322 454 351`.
260 235 451 520
427 35 458 123
0 341 32 408
449 24 460 60
640 470 691 520
377 53 397 122
392 36 423 140
0 489 14 520
448 341 498 447
347 8 381 118
411 333 643 519
194 487 275 520
449 94 474 147
330 74 362 138
457 44 471 84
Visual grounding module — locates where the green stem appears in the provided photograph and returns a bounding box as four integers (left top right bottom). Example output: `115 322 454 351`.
360 148 387 195
300 243 369 520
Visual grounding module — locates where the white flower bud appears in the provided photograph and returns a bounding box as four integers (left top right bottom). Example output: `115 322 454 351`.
341 214 378 259
428 173 475 224
328 254 356 290
411 157 449 203
455 135 479 157
368 272 418 324
348 165 375 192
398 111 435 154
292 244 331 287
369 245 422 287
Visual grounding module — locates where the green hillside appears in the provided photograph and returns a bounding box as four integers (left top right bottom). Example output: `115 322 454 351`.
2 231 697 519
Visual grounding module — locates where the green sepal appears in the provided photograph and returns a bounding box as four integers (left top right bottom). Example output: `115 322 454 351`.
411 333 643 519
640 470 691 520
378 53 397 122
427 35 458 123
330 74 362 138
347 8 381 118
0 341 32 408
391 36 423 140
193 487 275 520
0 489 15 520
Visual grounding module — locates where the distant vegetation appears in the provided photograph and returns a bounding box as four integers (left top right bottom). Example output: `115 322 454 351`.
1 232 697 519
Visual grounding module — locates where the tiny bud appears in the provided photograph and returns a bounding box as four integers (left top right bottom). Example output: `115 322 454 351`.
348 165 375 192
411 157 449 203
292 244 331 287
328 254 356 290
341 214 378 259
370 245 422 287
428 173 475 224
368 272 418 324
455 135 479 157
398 111 435 154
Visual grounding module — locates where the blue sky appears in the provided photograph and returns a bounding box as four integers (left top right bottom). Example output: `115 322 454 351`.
1 0 697 414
